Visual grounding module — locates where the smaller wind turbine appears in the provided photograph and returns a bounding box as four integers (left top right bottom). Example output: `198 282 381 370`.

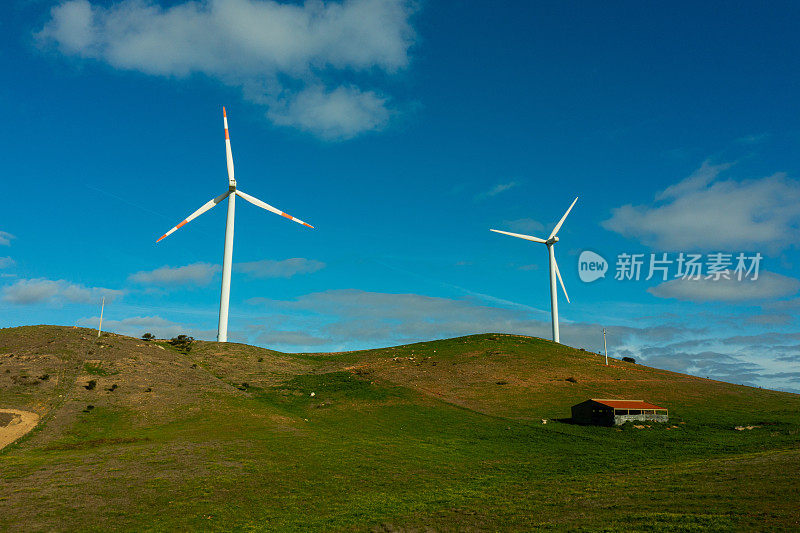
97 296 105 338
490 197 578 343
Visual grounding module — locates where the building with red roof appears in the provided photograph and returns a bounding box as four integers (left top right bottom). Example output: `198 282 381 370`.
571 399 668 426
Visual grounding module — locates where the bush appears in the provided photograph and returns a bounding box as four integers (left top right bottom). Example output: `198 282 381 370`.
169 335 194 352
566 376 578 383
622 356 636 364
85 380 97 390
141 333 155 341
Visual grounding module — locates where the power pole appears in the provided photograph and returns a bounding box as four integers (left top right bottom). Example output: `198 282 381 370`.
603 327 608 366
97 297 105 338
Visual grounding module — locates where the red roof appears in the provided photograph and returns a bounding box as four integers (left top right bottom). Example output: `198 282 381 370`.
591 399 666 410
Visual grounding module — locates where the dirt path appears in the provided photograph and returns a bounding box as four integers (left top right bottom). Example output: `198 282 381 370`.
0 409 40 450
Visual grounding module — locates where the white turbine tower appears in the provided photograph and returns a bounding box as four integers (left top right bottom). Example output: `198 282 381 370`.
490 197 578 343
157 108 314 342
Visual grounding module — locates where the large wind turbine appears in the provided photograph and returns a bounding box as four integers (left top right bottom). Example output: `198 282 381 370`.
490 197 578 343
157 108 314 342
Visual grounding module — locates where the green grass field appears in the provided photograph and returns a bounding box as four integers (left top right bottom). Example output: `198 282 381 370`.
1 325 798 531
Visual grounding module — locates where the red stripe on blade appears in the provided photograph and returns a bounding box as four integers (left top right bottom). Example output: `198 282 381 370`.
281 212 292 220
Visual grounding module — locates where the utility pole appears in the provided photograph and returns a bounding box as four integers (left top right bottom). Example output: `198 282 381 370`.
603 327 608 365
97 297 105 338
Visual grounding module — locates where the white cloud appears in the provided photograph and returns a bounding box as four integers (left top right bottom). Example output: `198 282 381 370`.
476 181 518 200
267 85 390 140
2 278 123 305
37 0 416 139
647 270 800 303
0 257 14 269
602 161 800 253
236 257 325 278
129 262 221 285
0 231 15 246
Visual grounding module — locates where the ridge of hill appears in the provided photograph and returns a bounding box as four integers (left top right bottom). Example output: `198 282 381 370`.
1 325 799 531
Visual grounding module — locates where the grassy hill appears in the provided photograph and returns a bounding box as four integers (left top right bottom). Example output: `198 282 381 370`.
1 325 798 531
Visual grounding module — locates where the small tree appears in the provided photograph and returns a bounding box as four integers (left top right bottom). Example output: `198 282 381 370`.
622 356 636 364
141 333 155 341
169 335 195 353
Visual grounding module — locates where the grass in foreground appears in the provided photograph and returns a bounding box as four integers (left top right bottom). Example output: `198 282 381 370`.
0 326 798 531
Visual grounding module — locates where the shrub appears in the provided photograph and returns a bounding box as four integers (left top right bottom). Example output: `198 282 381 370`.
622 356 636 364
141 333 155 341
566 376 578 383
169 335 195 352
85 380 97 390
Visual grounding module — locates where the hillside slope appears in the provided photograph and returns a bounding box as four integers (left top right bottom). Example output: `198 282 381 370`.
1 325 799 531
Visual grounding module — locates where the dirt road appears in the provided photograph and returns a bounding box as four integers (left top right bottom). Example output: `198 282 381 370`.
0 409 40 450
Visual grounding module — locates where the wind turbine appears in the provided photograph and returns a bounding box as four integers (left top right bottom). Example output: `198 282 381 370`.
490 197 578 343
156 108 314 342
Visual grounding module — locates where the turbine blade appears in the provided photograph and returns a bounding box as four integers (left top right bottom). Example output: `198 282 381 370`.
156 191 230 242
554 256 570 303
235 190 314 229
549 196 578 239
490 229 547 244
223 107 235 187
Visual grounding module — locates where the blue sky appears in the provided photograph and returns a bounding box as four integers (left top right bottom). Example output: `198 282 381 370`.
2 1 800 391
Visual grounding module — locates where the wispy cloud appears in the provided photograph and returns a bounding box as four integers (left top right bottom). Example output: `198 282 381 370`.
0 231 14 247
647 270 800 303
602 160 800 253
255 329 329 348
476 181 518 200
37 0 417 140
183 286 800 390
77 315 206 339
0 257 14 269
2 278 123 305
501 217 545 234
129 263 221 286
735 133 770 145
236 258 325 279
